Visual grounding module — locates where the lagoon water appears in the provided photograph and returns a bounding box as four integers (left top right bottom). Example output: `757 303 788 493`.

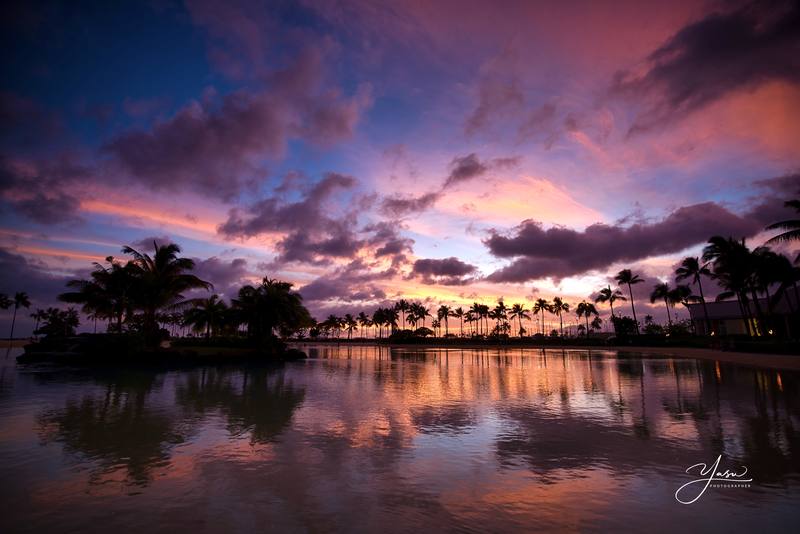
1 344 799 532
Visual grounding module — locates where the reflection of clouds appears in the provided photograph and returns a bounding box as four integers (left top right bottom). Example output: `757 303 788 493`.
8 346 800 531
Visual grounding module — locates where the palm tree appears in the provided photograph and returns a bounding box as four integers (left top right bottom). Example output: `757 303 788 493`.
766 199 800 261
30 308 47 339
703 236 757 335
650 282 676 326
122 242 212 345
8 292 31 344
0 294 10 310
395 299 410 330
184 295 228 337
452 307 465 337
675 256 712 334
357 311 371 339
551 297 570 337
594 286 626 318
233 277 312 344
575 301 598 338
469 302 483 335
532 298 550 335
344 314 358 340
437 305 452 336
615 269 644 334
509 303 530 337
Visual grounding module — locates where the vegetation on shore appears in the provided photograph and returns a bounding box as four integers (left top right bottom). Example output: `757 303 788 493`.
2 199 799 360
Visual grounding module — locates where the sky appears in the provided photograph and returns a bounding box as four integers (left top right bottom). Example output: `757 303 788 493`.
1 0 799 335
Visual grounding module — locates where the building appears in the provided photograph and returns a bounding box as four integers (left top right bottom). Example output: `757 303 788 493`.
685 293 799 337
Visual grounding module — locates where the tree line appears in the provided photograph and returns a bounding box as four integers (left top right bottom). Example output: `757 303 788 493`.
2 199 798 344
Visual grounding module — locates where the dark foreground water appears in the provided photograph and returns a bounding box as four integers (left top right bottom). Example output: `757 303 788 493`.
1 345 799 532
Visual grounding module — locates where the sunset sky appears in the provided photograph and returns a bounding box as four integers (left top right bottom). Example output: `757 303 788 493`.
2 0 799 334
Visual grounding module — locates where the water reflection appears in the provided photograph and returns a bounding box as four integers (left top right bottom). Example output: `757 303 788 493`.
1 346 799 531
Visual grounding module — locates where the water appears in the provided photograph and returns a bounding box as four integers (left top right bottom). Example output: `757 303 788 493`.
1 344 799 532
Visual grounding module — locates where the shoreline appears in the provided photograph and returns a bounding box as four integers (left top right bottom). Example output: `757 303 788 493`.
291 341 800 372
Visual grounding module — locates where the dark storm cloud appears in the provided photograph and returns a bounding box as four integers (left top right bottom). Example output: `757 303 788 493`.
105 48 370 198
485 196 792 283
613 0 800 133
411 257 478 285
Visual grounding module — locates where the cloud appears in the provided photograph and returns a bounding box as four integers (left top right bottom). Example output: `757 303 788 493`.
445 153 488 187
219 172 356 236
191 256 250 297
613 0 800 134
219 172 365 265
380 191 441 217
300 259 393 303
485 198 791 283
105 48 370 198
0 154 88 224
411 256 478 285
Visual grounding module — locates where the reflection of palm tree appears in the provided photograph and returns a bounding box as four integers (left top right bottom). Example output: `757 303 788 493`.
675 257 712 334
615 269 644 334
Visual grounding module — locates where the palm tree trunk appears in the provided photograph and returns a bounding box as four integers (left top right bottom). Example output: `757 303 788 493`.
585 315 590 337
664 297 672 326
9 305 18 343
736 293 752 336
559 312 563 337
627 283 639 334
610 300 615 318
460 317 463 337
697 278 711 335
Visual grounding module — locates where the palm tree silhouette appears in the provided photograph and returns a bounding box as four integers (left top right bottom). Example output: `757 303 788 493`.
395 299 409 330
675 256 712 334
8 292 31 344
0 294 10 310
437 305 452 336
551 297 570 337
766 199 800 261
575 301 598 338
184 295 228 337
344 314 358 340
122 242 212 345
594 286 625 318
509 303 530 337
452 307 465 337
703 236 757 335
532 298 550 335
615 269 644 334
650 283 677 327
357 311 371 339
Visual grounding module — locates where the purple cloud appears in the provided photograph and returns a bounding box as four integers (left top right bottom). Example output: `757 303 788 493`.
485 200 784 283
411 257 478 285
613 0 800 134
